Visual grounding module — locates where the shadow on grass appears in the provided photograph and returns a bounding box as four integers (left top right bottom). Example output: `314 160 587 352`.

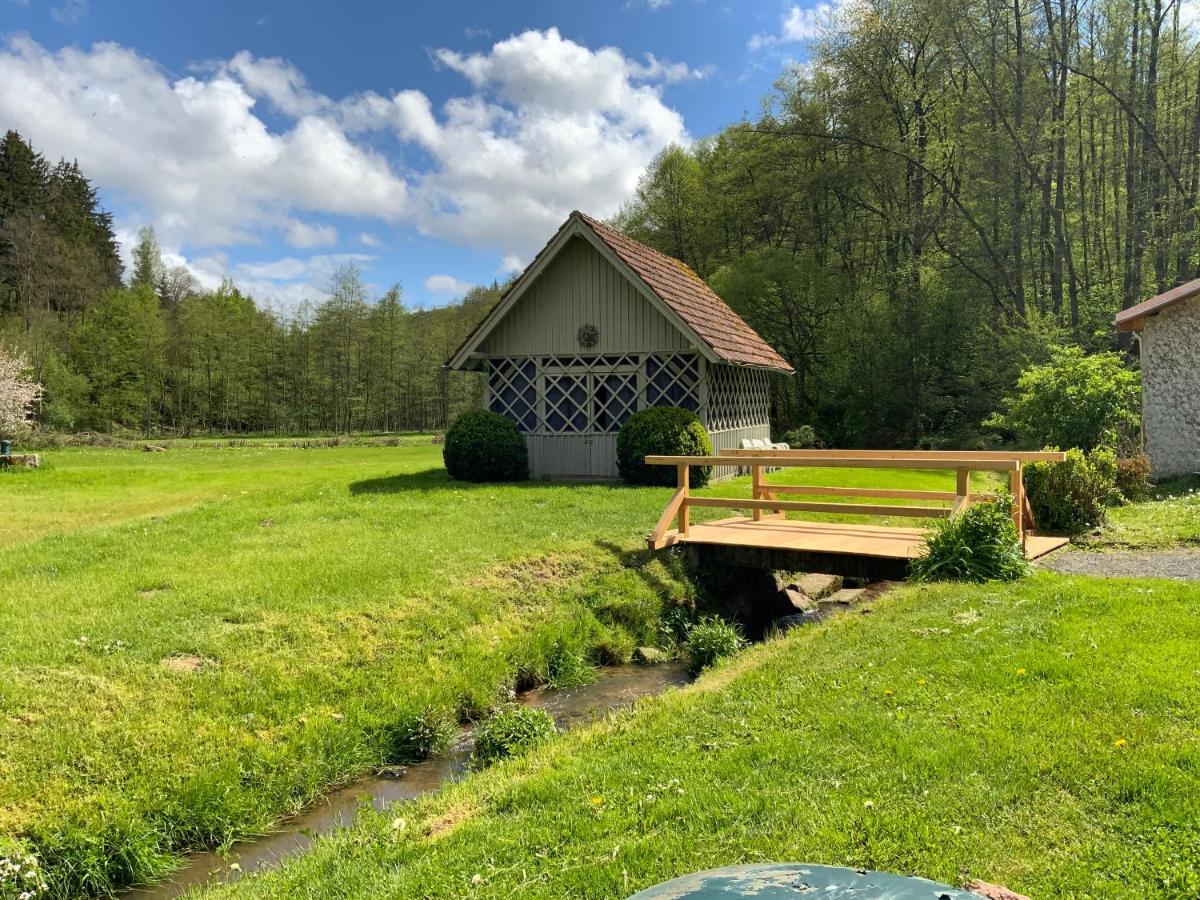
349 469 659 496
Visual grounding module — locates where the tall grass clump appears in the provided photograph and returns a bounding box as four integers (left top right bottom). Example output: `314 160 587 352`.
472 706 556 767
685 616 746 674
910 494 1028 583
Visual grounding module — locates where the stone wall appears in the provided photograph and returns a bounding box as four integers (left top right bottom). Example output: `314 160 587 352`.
1141 295 1200 478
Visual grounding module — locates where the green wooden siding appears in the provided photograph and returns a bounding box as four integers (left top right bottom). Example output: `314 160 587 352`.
480 235 691 356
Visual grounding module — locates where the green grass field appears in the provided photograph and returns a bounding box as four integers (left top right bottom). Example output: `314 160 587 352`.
206 573 1200 900
2 443 1195 897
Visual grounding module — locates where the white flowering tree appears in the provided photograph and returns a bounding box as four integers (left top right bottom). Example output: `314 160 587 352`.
0 345 42 440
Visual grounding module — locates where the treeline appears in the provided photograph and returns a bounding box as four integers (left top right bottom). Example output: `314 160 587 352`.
0 131 492 435
617 0 1187 447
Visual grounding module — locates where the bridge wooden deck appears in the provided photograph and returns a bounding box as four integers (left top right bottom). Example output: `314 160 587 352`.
646 450 1070 579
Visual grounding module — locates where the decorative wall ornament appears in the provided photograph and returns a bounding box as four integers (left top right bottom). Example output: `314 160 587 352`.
577 323 600 349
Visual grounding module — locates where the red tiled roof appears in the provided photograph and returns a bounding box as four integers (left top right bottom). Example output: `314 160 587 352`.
1115 276 1200 331
575 212 794 372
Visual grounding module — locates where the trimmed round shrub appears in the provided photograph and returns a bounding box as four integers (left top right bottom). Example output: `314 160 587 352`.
1025 447 1118 535
910 494 1028 583
472 706 556 767
685 616 745 674
443 410 529 482
617 407 713 487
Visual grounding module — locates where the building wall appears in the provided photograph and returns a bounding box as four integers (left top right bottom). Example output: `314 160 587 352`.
1142 296 1200 478
481 235 690 357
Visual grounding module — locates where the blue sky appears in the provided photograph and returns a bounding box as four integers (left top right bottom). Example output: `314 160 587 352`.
1 0 822 310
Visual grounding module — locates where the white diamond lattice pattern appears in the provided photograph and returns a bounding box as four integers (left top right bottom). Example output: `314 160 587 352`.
487 358 538 433
645 353 700 412
545 373 590 433
707 364 770 431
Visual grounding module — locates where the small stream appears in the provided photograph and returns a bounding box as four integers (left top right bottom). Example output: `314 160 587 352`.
123 662 691 899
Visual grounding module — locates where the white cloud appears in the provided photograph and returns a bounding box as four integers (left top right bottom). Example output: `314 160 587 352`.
500 254 524 274
748 2 842 50
0 29 696 286
1182 0 1200 30
0 36 407 252
285 219 337 248
51 0 87 24
358 231 382 248
424 274 473 295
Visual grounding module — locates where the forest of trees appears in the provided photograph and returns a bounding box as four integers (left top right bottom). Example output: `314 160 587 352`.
616 0 1185 447
1 0 1191 443
0 130 491 435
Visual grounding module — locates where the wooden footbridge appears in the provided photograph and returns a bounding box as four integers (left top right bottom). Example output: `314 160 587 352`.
646 449 1069 580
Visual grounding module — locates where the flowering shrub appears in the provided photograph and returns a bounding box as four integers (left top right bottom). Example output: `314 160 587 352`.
0 841 49 900
0 345 42 439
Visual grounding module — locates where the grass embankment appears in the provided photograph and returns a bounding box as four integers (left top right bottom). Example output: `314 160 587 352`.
208 572 1200 900
1085 479 1200 549
0 444 986 896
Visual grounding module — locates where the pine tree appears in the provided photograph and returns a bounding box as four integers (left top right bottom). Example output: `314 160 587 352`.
130 225 164 292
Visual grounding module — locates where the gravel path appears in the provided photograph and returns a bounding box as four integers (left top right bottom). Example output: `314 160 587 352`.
1039 548 1200 581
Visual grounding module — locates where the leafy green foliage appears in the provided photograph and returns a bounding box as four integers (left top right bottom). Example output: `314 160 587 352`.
443 410 529 483
1115 454 1153 503
782 425 823 448
910 495 1028 583
986 348 1141 452
378 705 456 764
1025 447 1118 535
685 616 746 674
616 407 712 487
471 706 556 767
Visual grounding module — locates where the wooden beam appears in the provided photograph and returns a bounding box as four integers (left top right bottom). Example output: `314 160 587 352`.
647 487 688 550
686 497 951 518
718 448 1067 463
677 463 690 537
764 484 959 501
952 467 970 516
645 455 1020 471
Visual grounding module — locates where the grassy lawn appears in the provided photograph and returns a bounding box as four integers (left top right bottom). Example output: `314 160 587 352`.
206 571 1200 900
1084 479 1200 549
0 443 991 897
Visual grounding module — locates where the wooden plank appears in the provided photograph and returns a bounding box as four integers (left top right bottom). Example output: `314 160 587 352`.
677 463 690 537
764 484 959 501
686 496 950 518
751 464 763 522
670 517 1068 562
1009 464 1024 541
718 448 1068 462
647 487 687 550
645 455 1020 471
952 467 970 516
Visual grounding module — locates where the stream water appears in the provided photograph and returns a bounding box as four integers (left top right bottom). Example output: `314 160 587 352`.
123 662 691 898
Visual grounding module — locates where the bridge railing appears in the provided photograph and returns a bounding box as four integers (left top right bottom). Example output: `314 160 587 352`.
645 450 1066 551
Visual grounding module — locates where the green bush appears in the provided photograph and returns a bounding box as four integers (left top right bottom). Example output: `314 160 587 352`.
782 425 822 448
1025 447 1118 535
616 407 713 487
443 410 529 482
472 706 556 767
1115 453 1153 503
985 347 1141 452
910 494 1029 583
685 616 746 674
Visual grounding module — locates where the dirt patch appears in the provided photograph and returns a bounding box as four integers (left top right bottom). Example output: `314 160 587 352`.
424 801 478 839
1039 548 1200 581
160 654 216 673
471 554 586 590
137 584 171 598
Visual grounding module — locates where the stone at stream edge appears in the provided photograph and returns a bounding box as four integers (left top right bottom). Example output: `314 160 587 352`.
633 646 669 665
783 587 818 612
793 573 843 599
822 588 866 606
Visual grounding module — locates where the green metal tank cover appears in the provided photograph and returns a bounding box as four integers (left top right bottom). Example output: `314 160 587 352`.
627 863 979 899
